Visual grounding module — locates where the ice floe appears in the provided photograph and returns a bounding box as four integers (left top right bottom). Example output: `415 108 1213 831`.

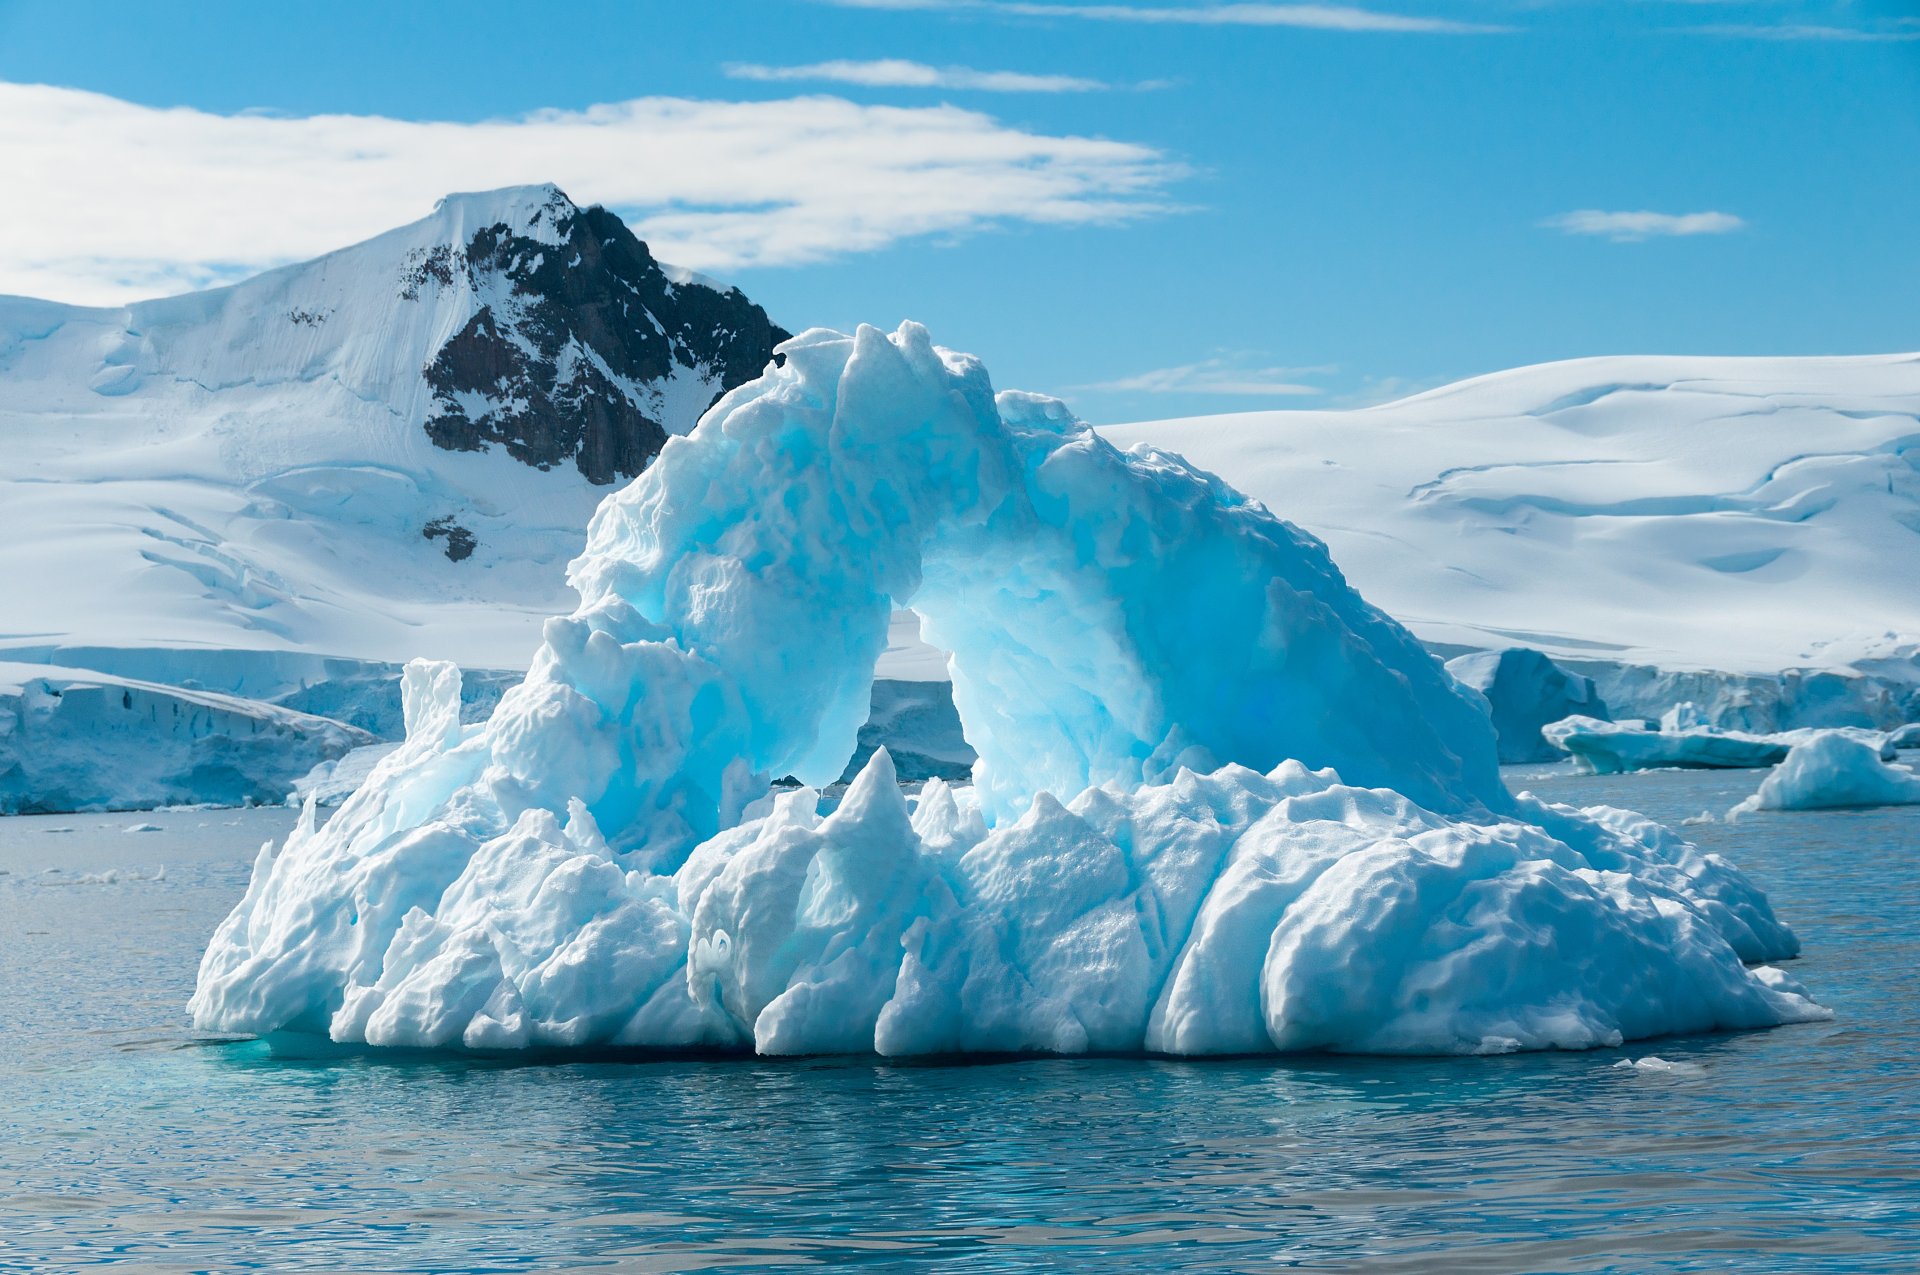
1543 714 1895 775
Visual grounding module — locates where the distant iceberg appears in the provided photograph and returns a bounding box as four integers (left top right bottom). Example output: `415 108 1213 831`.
191 324 1826 1056
1732 732 1920 816
1446 647 1610 764
1544 713 1894 774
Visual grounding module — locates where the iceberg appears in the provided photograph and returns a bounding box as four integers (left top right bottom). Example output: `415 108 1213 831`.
190 323 1826 1056
1543 714 1893 775
1731 732 1920 816
1445 647 1610 764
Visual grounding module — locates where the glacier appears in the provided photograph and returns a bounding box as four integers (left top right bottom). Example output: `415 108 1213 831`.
1731 732 1920 816
0 661 370 814
190 323 1825 1056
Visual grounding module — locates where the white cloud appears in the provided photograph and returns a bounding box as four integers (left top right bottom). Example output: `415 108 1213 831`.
1542 209 1747 242
0 81 1183 306
1077 357 1331 395
1687 20 1920 42
823 1 1509 34
724 58 1116 92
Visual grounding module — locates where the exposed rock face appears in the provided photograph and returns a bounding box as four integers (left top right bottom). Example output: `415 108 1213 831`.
416 188 790 484
422 516 476 562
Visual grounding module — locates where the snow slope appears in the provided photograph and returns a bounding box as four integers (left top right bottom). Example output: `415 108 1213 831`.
1101 355 1920 677
0 184 786 677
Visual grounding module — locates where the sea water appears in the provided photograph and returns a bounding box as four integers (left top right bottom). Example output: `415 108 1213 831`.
2 766 1916 1272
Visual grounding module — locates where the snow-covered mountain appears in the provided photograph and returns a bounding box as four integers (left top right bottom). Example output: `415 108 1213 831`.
1102 354 1920 682
4 186 1916 811
0 184 787 681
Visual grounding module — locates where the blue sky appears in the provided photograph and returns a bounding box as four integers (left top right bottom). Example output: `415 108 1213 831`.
1 0 1916 422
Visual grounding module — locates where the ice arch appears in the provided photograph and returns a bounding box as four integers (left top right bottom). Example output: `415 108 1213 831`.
534 322 1503 859
191 324 1826 1055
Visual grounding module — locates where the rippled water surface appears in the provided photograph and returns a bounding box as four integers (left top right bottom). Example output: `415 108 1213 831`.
4 767 1918 1272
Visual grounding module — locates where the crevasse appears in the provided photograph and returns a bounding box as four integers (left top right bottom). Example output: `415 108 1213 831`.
190 323 1827 1055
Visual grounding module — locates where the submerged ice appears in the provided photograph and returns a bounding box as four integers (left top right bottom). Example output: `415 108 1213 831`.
190 323 1826 1055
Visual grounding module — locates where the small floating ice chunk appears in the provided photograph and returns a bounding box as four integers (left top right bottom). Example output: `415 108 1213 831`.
124 822 162 833
38 865 166 886
1613 1055 1705 1075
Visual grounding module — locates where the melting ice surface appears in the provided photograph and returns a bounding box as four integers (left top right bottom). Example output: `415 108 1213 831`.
191 323 1826 1055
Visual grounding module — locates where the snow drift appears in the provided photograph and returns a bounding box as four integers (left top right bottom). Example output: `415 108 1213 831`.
191 324 1824 1056
1731 732 1920 815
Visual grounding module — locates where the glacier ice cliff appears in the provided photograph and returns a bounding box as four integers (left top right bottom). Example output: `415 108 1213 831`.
190 323 1826 1055
0 662 371 814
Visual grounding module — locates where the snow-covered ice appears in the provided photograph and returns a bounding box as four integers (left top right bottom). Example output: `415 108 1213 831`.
5 192 1915 825
9 228 1917 710
191 324 1826 1056
1730 732 1920 816
1544 716 1792 773
1445 647 1610 764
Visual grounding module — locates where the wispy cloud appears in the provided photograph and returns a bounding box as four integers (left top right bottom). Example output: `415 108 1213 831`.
1687 19 1920 42
1541 209 1747 242
725 58 1122 92
1077 357 1333 396
823 0 1508 34
0 81 1184 305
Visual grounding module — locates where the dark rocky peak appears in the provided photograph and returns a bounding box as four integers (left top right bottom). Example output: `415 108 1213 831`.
410 186 790 484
